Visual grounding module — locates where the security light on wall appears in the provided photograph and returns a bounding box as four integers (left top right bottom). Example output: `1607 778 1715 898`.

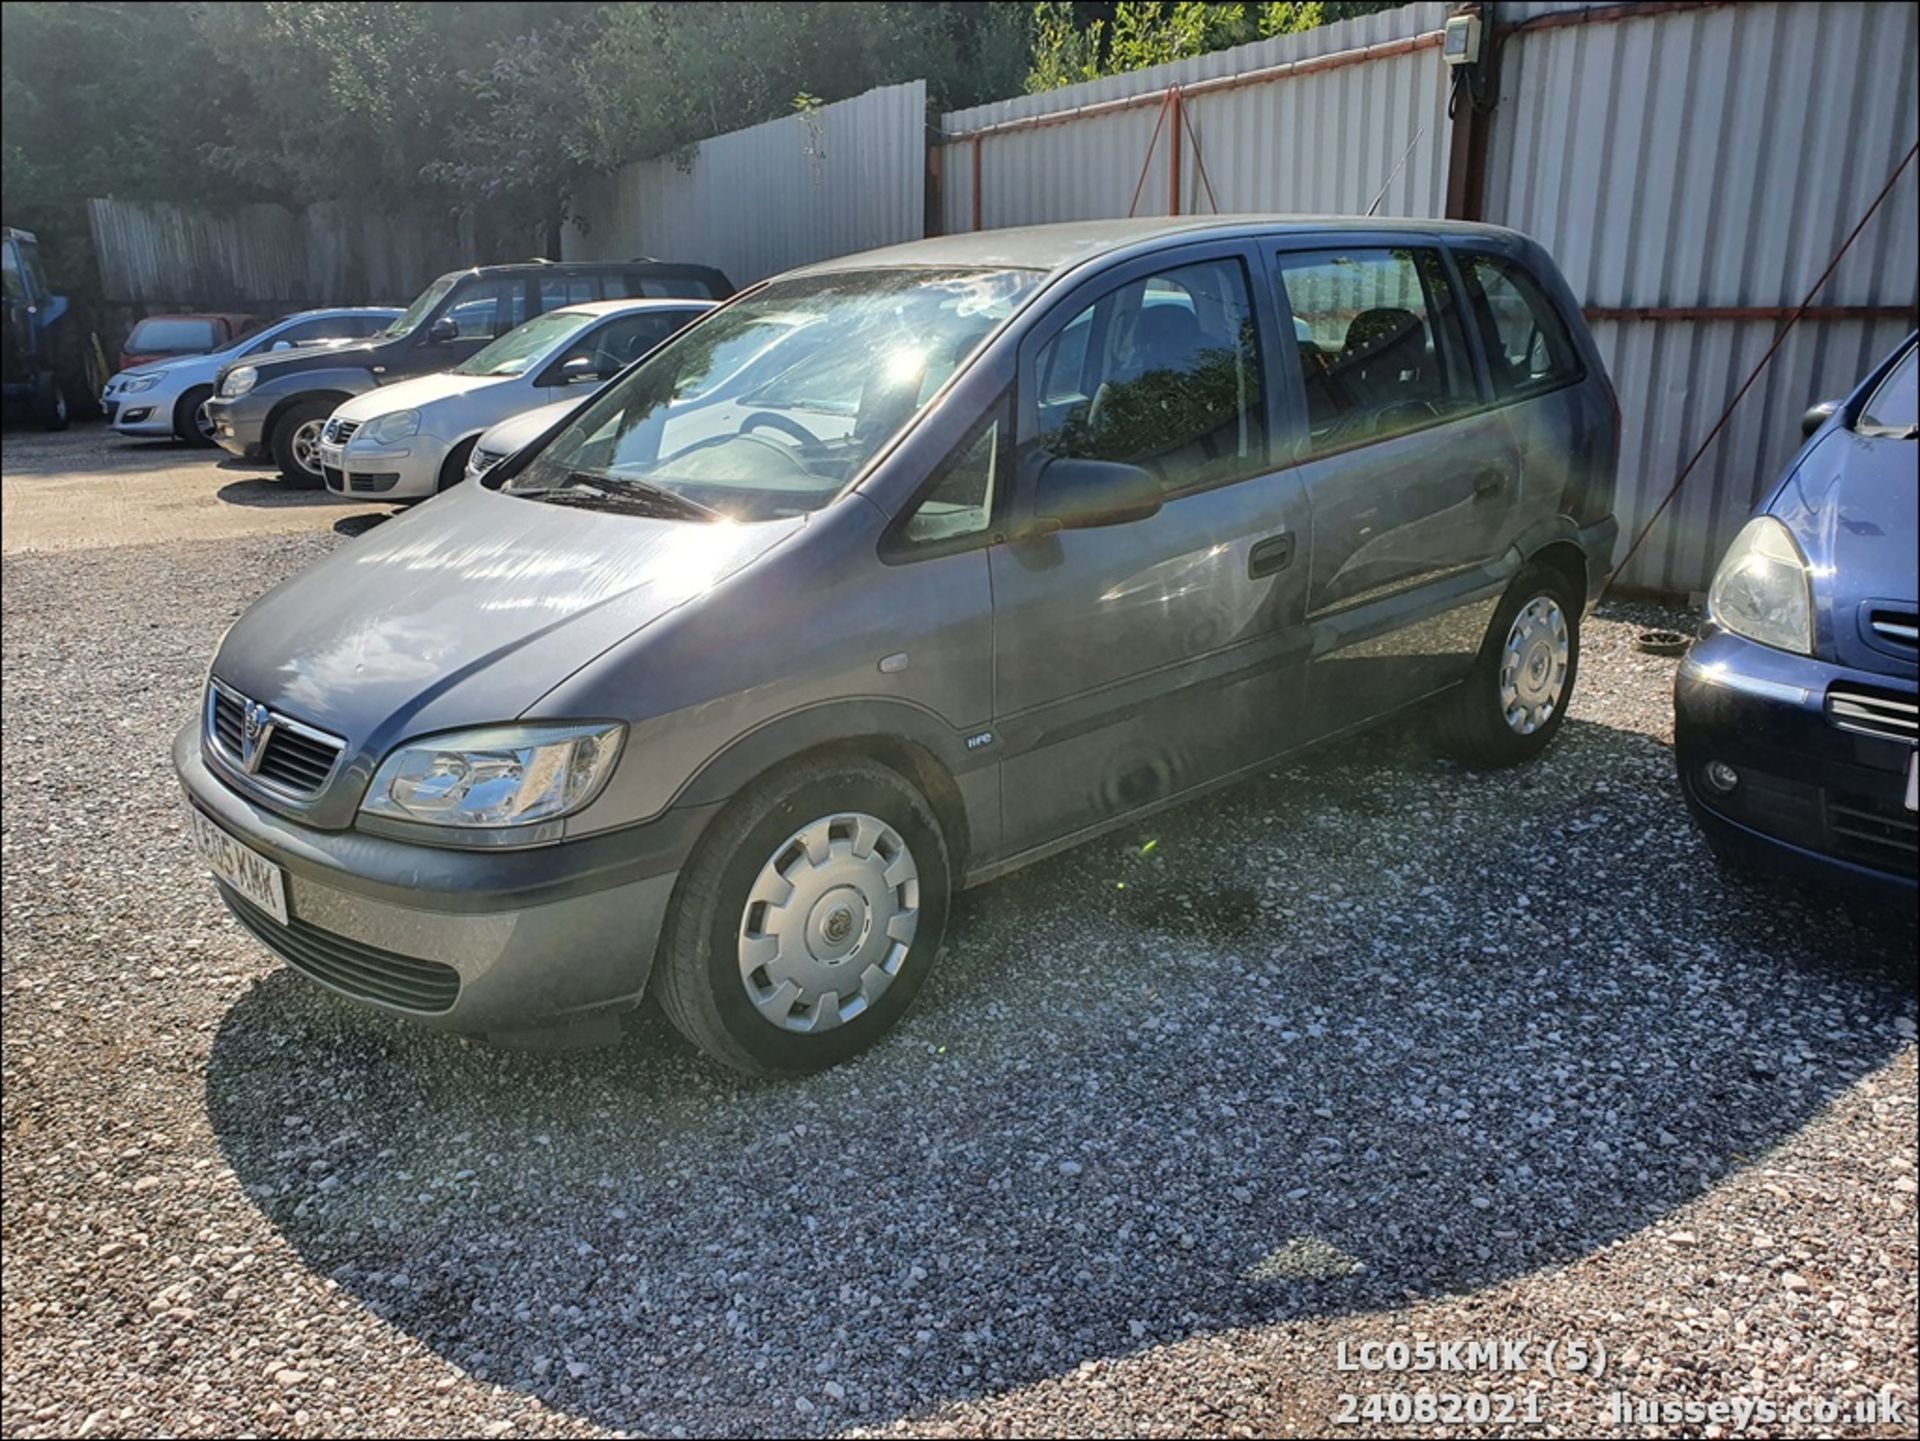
1443 11 1484 67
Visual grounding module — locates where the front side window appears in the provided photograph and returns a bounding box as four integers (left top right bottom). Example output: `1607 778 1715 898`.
1276 247 1475 453
556 312 691 378
1031 257 1267 495
440 280 528 341
378 276 455 339
453 310 595 377
1457 250 1581 399
503 267 1039 522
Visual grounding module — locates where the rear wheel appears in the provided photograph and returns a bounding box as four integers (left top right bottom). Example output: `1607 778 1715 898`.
33 372 68 431
173 384 216 445
653 755 952 1076
1435 562 1581 767
270 398 333 488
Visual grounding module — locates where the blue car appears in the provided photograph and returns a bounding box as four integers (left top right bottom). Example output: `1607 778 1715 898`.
1675 332 1918 900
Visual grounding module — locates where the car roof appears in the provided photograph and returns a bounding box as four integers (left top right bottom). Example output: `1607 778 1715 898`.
282 306 404 317
449 258 726 280
787 215 1528 279
548 298 719 320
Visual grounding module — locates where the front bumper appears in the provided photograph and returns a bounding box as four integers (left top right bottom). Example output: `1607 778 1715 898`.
1674 628 1917 899
319 435 444 501
203 392 270 457
104 384 178 436
173 721 710 1037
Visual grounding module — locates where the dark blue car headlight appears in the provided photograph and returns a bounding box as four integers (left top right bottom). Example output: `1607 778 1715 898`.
1707 517 1813 655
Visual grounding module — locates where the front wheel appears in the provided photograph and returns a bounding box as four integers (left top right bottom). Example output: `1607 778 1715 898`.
653 755 952 1076
270 398 333 488
174 384 216 445
34 372 69 431
1434 563 1581 768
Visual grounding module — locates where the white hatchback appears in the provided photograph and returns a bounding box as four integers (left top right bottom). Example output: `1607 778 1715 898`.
318 298 712 501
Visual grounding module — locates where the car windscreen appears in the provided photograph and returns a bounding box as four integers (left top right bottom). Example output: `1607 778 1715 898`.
127 318 217 353
374 277 456 340
453 310 597 377
1857 346 1918 437
501 267 1040 523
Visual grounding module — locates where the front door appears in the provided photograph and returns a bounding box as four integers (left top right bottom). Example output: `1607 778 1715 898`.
989 244 1311 855
402 277 533 378
1268 242 1523 735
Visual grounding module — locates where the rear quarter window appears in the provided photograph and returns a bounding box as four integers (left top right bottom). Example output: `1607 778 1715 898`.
1456 251 1582 400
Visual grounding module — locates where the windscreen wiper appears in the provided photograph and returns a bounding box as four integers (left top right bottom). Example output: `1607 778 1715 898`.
547 469 721 521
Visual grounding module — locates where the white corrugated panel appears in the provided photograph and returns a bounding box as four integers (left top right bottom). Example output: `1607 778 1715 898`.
939 3 1451 232
564 82 926 286
1484 0 1920 592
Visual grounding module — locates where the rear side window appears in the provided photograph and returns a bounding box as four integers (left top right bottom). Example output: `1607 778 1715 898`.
540 276 599 308
1274 247 1475 454
1032 257 1268 495
1456 251 1581 400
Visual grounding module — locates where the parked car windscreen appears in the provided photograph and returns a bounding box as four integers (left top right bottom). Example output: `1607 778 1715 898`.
1856 344 1917 437
453 310 597 377
127 318 217 353
503 267 1041 522
374 276 457 340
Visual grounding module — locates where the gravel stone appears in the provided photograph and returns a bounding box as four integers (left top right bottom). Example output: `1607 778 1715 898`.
3 427 1914 1437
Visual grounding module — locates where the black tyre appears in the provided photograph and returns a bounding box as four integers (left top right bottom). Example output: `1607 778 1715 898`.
33 372 70 430
270 397 333 488
173 384 216 445
654 754 953 1076
437 435 479 493
1434 562 1581 768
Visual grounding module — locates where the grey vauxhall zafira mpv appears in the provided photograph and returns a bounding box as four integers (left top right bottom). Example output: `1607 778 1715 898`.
175 217 1620 1075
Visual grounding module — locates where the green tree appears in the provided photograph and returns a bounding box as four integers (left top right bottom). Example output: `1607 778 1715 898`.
1026 0 1397 91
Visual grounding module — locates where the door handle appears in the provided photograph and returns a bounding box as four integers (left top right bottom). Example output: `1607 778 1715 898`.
1472 468 1510 500
1248 532 1296 579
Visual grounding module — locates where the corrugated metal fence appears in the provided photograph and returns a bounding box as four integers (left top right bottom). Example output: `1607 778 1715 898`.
563 82 926 287
1487 0 1919 593
934 0 1918 593
87 198 491 310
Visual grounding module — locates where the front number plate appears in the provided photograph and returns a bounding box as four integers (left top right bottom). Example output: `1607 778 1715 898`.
187 805 287 925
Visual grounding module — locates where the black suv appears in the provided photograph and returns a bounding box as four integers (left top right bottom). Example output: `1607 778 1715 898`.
204 258 732 484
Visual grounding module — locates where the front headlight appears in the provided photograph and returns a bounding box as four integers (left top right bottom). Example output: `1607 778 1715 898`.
360 722 624 829
221 366 258 398
123 373 161 393
365 409 420 444
1707 516 1813 654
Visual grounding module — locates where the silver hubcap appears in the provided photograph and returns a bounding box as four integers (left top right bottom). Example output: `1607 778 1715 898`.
1500 595 1570 734
738 812 919 1034
290 418 324 475
195 401 216 441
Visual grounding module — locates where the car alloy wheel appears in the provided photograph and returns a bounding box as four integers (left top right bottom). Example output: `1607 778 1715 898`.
288 417 325 478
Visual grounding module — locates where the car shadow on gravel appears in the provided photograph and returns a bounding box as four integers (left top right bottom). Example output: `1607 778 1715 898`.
203 712 1917 1437
214 478 351 510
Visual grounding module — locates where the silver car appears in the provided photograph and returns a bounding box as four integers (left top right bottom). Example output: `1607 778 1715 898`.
176 217 1620 1075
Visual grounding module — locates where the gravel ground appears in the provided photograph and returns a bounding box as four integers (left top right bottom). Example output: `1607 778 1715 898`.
3 424 1915 1438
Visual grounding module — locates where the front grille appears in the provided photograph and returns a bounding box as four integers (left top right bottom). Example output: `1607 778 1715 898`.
207 680 346 798
470 447 505 473
1868 608 1918 647
102 400 119 422
219 883 460 1013
1827 685 1918 744
1698 768 1917 878
323 416 360 445
347 472 401 493
1826 792 1918 870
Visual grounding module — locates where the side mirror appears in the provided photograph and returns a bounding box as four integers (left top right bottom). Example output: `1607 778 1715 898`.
427 315 460 345
270 339 294 351
1033 456 1163 531
1801 399 1838 439
560 355 601 382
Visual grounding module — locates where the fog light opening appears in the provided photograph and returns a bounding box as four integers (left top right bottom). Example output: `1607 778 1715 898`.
1702 760 1740 795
